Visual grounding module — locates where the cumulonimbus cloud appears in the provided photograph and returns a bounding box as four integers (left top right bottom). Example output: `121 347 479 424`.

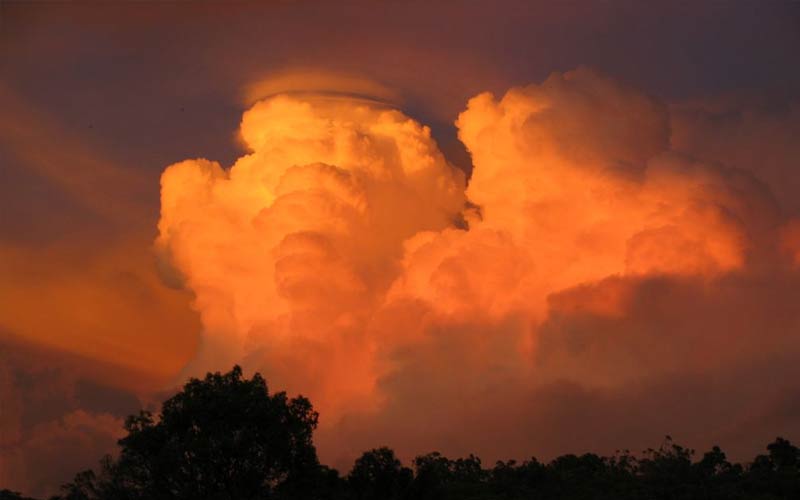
156 92 466 416
156 68 800 466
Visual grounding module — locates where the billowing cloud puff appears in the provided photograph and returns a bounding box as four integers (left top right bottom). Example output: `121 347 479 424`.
457 69 778 280
670 94 800 215
156 95 466 415
156 69 800 468
381 69 781 352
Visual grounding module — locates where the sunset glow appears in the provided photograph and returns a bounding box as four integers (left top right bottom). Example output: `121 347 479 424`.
2 2 800 497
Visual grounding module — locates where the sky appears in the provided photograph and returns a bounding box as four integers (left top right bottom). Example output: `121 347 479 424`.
1 1 800 497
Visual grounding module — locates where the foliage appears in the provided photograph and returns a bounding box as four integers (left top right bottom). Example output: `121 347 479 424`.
347 447 412 500
1 490 39 500
54 366 320 500
10 366 796 500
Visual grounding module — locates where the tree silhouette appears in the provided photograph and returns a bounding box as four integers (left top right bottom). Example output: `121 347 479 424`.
15 366 796 500
347 447 412 500
746 437 800 499
0 490 38 500
57 366 319 500
409 452 489 499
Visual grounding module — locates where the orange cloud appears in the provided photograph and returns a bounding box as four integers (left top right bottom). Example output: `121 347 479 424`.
671 94 800 214
0 239 200 388
155 68 800 468
244 69 401 108
156 93 466 416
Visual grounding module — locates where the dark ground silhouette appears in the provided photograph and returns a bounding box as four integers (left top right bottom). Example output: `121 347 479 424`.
2 366 798 500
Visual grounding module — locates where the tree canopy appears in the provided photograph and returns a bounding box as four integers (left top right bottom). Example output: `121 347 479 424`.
9 366 796 500
55 366 321 500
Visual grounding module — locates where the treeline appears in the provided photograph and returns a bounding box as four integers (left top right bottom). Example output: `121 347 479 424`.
2 366 798 500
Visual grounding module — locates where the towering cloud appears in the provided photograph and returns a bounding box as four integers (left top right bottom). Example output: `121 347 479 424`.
156 94 466 415
156 69 800 466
